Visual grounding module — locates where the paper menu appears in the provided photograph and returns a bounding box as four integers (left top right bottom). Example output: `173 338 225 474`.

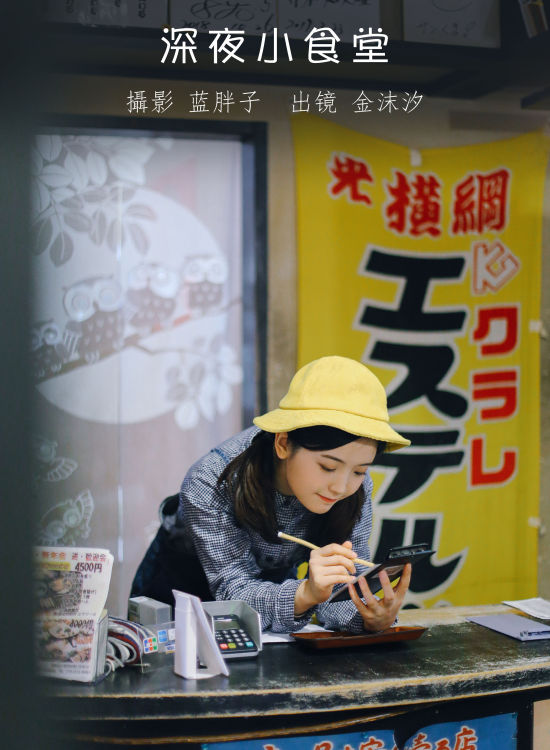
502 597 550 620
34 546 113 682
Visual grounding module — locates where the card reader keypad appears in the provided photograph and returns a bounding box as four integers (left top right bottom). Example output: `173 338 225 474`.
215 627 256 653
212 614 258 658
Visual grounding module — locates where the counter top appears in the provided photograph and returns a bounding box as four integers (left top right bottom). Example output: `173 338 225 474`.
42 605 550 724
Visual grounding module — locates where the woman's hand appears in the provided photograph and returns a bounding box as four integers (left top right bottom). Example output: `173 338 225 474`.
294 541 357 615
348 563 412 632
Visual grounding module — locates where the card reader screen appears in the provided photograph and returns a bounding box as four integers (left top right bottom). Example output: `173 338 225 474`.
213 616 241 631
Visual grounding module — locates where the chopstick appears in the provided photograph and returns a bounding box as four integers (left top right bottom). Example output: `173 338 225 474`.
277 531 375 568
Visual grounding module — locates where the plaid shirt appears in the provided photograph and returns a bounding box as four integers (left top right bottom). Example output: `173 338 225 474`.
176 427 373 633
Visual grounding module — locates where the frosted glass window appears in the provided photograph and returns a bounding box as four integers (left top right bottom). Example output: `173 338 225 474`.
31 131 244 613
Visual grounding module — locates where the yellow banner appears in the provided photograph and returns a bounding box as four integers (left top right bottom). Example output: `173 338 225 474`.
293 115 549 606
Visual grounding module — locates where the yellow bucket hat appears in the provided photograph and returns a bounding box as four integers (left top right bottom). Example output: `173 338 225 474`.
253 356 410 452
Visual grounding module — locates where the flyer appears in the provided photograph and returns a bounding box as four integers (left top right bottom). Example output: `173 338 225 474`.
34 546 113 682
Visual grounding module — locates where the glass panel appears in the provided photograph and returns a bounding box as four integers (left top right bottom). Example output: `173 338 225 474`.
31 132 244 614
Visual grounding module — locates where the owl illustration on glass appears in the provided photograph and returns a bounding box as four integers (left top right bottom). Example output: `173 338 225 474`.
183 255 228 315
32 434 78 484
62 276 125 363
37 489 95 547
125 262 180 333
31 320 69 380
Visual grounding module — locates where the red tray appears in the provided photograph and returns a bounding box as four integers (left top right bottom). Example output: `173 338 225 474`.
290 626 427 649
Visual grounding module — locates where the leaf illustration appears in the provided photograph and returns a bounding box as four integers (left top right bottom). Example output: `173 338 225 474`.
64 151 89 192
221 363 243 385
31 179 51 216
107 218 123 253
60 195 84 211
128 222 148 255
87 151 108 187
50 232 74 267
83 187 107 203
108 185 137 203
36 134 63 162
51 187 76 204
69 143 89 159
40 164 73 189
125 204 156 220
109 154 146 185
175 400 199 431
64 212 92 233
33 217 54 255
90 210 107 245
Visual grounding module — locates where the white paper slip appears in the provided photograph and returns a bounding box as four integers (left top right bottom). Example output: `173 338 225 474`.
262 623 330 644
502 597 550 620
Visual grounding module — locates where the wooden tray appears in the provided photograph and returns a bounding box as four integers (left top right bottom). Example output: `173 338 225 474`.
290 626 427 649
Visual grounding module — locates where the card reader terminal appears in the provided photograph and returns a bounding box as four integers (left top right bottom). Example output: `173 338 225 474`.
213 614 259 658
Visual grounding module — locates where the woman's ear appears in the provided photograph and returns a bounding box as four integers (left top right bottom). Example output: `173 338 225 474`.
274 432 290 460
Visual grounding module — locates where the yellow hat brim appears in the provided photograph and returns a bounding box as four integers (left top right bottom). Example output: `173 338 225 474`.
253 408 410 452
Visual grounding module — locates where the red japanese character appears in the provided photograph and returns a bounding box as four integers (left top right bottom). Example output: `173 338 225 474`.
385 170 409 232
434 740 451 750
410 732 432 750
409 174 442 236
451 175 477 234
314 742 333 750
472 306 519 356
328 153 373 206
472 369 518 421
470 436 517 487
359 739 385 750
384 171 442 236
451 169 510 234
478 170 509 232
472 240 520 295
453 726 478 750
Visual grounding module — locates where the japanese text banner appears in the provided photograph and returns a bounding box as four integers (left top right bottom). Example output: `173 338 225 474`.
292 115 549 606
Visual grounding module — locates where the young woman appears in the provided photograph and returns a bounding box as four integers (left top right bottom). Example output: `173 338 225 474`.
131 356 412 633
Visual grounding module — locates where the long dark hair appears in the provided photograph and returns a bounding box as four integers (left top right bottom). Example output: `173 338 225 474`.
218 427 383 545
